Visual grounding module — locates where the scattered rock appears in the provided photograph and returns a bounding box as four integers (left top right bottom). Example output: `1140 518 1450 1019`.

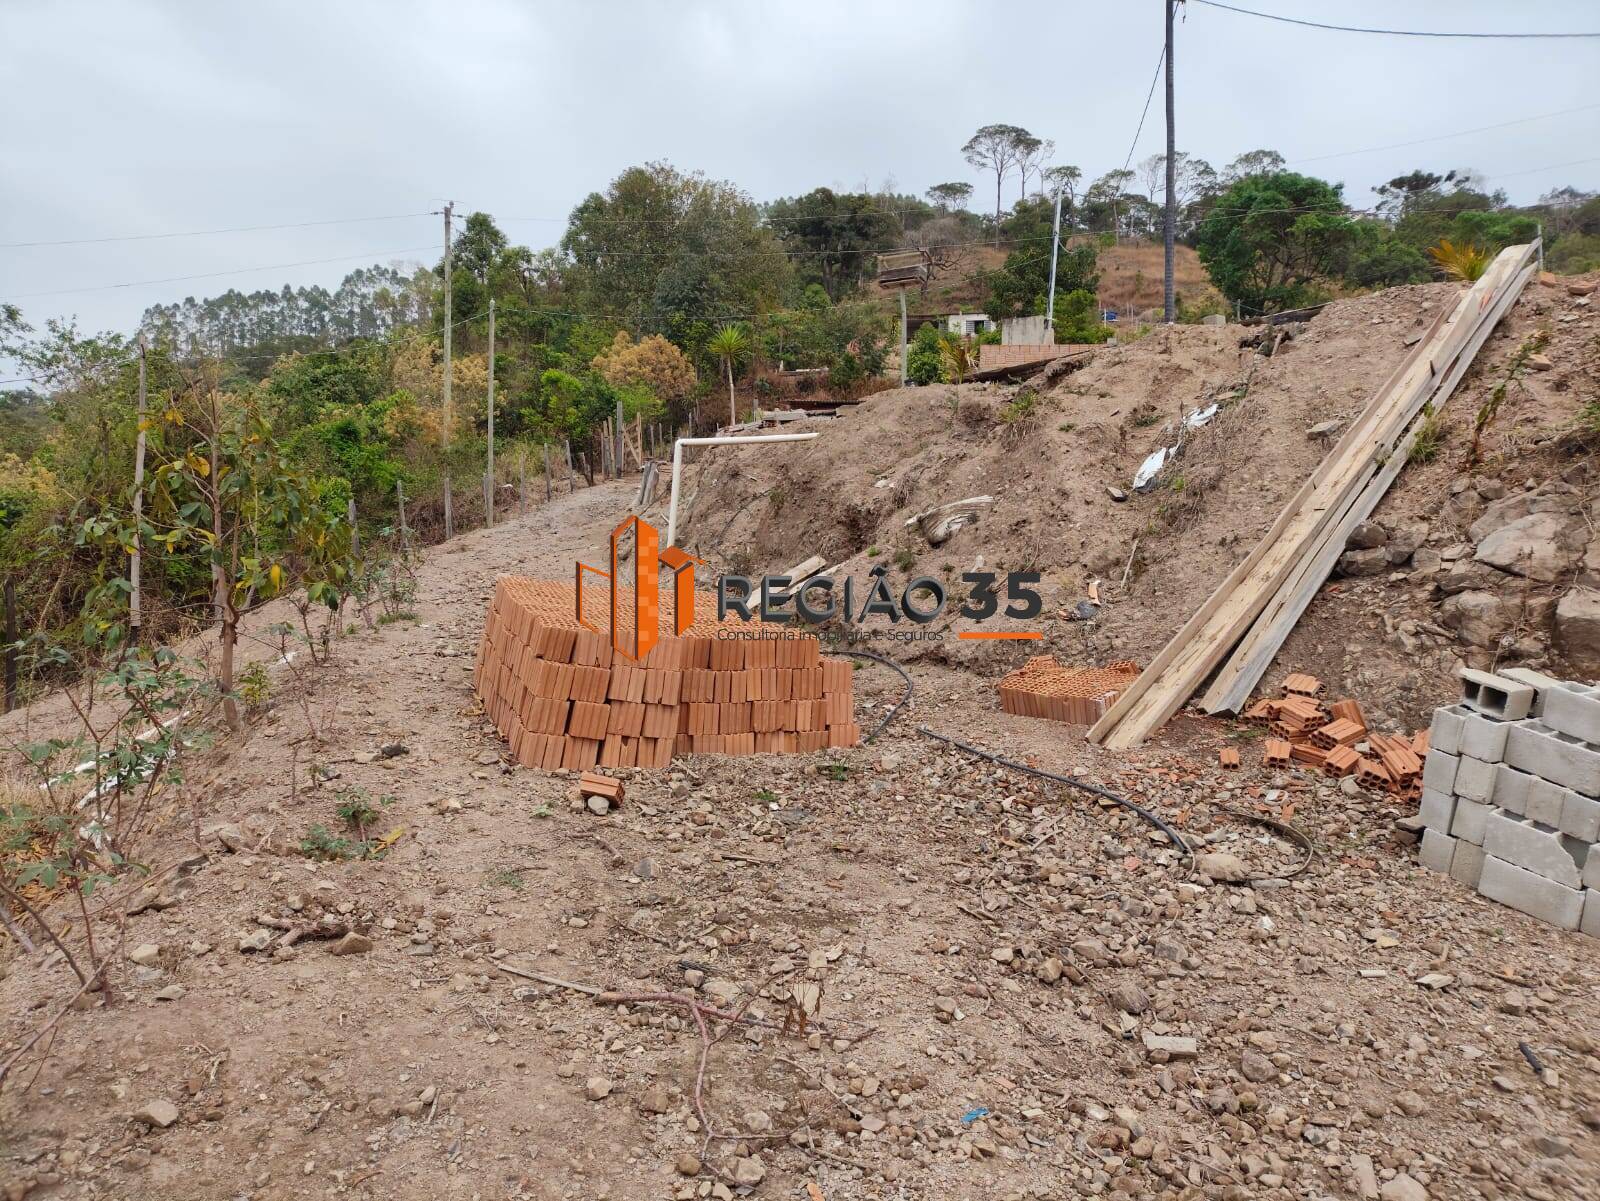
639 1085 671 1115
1194 852 1250 883
153 985 185 1002
731 1157 765 1187
585 1077 613 1101
1379 1172 1427 1201
586 795 612 816
1239 1050 1275 1083
1555 587 1600 675
237 930 272 953
1107 981 1149 1015
132 1100 180 1129
330 932 373 956
674 1153 701 1176
1474 512 1584 582
127 943 161 967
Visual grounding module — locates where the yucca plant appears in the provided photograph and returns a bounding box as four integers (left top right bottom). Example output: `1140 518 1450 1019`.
1429 239 1492 283
706 324 750 428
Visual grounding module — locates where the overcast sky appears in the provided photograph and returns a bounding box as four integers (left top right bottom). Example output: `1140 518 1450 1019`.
3 0 1597 354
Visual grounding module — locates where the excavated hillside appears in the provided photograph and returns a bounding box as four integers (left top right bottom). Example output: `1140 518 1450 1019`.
675 273 1600 729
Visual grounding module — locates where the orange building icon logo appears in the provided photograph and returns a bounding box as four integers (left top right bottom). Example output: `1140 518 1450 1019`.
576 517 700 660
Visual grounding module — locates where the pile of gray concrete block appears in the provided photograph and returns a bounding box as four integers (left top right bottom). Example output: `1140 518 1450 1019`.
1418 666 1600 935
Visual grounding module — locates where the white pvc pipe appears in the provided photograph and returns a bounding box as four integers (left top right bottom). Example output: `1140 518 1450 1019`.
665 432 818 547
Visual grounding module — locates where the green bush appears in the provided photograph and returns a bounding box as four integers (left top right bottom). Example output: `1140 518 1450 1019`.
905 323 946 386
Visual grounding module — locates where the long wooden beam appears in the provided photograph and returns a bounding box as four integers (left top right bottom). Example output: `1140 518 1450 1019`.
1086 243 1536 749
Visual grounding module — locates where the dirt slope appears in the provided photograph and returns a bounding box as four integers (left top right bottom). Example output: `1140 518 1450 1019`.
2 479 1599 1200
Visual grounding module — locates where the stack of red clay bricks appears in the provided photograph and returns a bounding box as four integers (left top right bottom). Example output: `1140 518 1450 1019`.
473 577 860 772
1243 674 1428 799
998 657 1140 726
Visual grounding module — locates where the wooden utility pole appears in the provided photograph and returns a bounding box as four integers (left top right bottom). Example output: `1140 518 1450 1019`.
131 336 147 645
484 297 496 527
898 289 908 386
441 200 455 538
1163 1 1178 324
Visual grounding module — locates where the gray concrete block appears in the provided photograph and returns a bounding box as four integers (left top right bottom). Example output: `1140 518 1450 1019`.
1561 790 1600 842
1450 798 1492 845
1420 827 1457 874
1419 786 1457 832
1492 764 1532 816
1583 889 1600 940
1501 667 1561 718
1422 749 1459 795
1478 855 1583 929
1544 682 1600 747
1459 713 1510 763
1585 850 1600 892
1451 840 1486 889
1428 704 1469 756
1481 811 1589 887
1458 666 1536 721
1525 775 1570 827
1505 722 1600 797
1454 755 1498 803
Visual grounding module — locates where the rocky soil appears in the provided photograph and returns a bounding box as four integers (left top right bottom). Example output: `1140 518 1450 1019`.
2 473 1598 1201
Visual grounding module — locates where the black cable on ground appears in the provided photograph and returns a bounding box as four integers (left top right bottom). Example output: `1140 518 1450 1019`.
913 724 1191 860
838 648 914 742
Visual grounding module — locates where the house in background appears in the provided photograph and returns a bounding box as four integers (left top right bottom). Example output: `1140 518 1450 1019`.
944 312 991 338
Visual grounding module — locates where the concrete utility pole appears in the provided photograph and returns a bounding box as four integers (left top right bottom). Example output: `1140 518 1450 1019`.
131 336 147 645
1045 187 1065 335
438 200 451 534
898 289 908 386
1163 0 1178 324
484 297 495 527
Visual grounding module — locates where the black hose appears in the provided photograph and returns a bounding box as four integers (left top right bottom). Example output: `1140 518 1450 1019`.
838 648 914 742
913 724 1192 859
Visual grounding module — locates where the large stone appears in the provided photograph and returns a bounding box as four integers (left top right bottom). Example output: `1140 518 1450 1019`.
1468 486 1578 543
1347 522 1389 550
1436 561 1507 596
133 1099 180 1128
1439 591 1511 649
1475 512 1585 582
1337 546 1391 577
1387 523 1428 564
1554 587 1600 676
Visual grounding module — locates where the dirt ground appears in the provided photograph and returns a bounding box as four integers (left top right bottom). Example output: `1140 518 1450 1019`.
2 466 1598 1201
679 274 1598 730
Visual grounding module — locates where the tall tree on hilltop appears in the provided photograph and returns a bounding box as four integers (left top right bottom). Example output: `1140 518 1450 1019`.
926 182 974 212
962 124 1033 239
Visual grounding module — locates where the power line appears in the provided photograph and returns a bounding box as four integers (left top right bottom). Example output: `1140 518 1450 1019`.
0 212 436 251
0 246 439 301
1192 0 1600 39
1120 46 1167 176
1290 101 1600 165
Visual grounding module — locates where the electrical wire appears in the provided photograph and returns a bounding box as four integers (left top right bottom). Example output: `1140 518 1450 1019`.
0 212 436 251
0 245 440 301
1191 0 1600 38
1120 47 1167 176
1289 102 1600 165
915 724 1192 860
838 649 914 741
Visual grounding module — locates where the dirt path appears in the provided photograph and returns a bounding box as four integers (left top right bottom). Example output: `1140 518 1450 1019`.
2 477 1598 1201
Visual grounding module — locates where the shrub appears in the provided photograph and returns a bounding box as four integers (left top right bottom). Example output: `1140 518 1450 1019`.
905 324 946 386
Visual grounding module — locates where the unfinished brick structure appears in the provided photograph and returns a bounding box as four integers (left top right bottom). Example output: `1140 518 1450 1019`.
997 657 1140 726
474 577 859 771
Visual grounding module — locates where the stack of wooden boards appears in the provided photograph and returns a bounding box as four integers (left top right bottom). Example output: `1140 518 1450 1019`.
1240 674 1429 798
1089 240 1540 750
998 657 1140 725
474 577 860 771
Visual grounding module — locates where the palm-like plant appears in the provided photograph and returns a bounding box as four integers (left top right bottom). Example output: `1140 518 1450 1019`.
1429 239 1492 283
706 324 750 428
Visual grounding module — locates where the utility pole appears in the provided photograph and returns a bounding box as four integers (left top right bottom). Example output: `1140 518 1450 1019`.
898 289 908 386
1163 0 1178 324
438 200 451 534
1045 187 1065 336
484 297 495 527
131 336 147 646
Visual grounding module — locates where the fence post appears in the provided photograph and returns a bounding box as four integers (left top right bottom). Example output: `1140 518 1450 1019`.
542 442 553 502
564 440 574 491
396 479 409 548
3 579 16 714
519 448 527 515
348 497 359 558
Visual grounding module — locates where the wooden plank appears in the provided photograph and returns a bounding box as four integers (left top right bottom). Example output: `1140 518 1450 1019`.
1200 252 1536 713
1088 244 1533 749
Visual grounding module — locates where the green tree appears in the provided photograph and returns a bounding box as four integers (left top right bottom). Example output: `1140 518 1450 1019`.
764 189 902 300
927 182 974 212
963 124 1034 236
706 324 750 427
1195 172 1357 314
905 323 945 386
984 198 1100 320
562 162 789 335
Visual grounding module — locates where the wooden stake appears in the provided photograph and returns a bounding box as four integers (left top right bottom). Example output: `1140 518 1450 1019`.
542 442 552 502
3 579 16 714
